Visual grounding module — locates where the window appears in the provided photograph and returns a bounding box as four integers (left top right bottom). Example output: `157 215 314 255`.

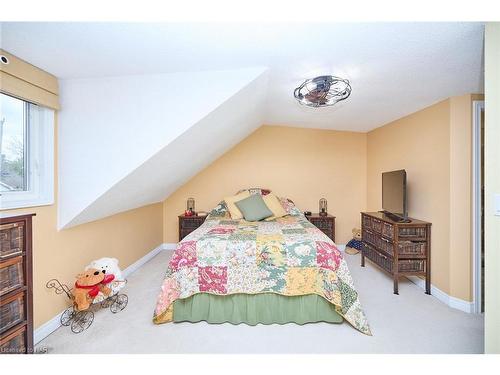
0 93 54 209
1 95 27 191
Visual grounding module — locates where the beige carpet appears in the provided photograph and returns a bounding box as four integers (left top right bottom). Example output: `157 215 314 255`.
36 250 484 354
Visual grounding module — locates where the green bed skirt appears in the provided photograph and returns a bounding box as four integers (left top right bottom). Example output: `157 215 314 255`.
172 293 343 326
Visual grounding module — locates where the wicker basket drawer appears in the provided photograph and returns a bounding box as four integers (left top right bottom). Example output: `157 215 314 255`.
382 222 394 239
397 241 426 256
362 215 371 230
371 218 383 233
0 292 25 334
380 237 394 255
398 227 427 240
398 259 425 273
0 256 24 296
0 222 24 259
181 218 205 229
0 325 26 354
363 243 393 273
362 229 378 248
312 219 331 231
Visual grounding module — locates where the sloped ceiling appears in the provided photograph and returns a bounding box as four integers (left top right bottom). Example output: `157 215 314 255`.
57 68 268 228
0 22 484 227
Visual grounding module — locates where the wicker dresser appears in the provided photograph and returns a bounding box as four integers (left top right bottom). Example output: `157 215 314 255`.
0 213 35 354
360 212 431 295
306 214 335 242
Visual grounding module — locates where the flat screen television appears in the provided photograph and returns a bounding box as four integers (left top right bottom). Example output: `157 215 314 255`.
382 169 408 221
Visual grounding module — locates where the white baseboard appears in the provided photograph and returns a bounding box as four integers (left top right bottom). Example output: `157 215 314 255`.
34 243 172 345
122 243 167 278
34 310 66 345
406 275 474 313
163 243 177 251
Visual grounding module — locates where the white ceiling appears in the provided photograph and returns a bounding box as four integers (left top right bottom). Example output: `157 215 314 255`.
1 22 484 132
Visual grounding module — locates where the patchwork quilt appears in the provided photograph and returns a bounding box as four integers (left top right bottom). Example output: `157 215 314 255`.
153 201 371 335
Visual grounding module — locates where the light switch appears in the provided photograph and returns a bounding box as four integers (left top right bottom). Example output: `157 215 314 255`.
496 194 500 216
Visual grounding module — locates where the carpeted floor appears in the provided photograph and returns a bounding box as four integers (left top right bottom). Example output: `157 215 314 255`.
36 250 484 354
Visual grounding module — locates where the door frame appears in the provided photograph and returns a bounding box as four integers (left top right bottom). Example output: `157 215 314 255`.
472 99 484 314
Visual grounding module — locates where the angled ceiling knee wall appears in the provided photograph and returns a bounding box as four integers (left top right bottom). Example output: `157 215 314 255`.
58 67 269 229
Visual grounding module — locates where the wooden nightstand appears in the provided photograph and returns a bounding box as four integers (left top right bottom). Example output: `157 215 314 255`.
306 213 336 242
178 214 207 241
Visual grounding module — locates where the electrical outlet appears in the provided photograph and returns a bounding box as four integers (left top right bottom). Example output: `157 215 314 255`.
495 194 500 216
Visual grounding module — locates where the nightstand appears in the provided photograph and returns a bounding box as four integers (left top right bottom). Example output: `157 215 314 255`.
178 214 207 241
306 213 336 242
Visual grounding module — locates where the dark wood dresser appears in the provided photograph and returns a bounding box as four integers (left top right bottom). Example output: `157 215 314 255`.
0 213 35 354
360 212 431 295
306 213 335 242
178 214 207 241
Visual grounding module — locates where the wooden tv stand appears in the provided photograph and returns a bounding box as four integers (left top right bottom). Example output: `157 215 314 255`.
360 212 432 295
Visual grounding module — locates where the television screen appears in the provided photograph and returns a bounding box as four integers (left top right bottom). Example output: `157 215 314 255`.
382 170 407 218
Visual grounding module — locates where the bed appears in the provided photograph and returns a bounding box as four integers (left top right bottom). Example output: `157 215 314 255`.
153 190 371 335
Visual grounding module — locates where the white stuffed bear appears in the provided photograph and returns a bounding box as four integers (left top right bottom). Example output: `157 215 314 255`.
85 257 125 303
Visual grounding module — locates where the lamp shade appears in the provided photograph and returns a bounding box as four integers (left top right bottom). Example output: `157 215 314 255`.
319 198 327 215
187 198 195 212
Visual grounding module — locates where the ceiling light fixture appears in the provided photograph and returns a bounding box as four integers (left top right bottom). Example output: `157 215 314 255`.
294 75 351 107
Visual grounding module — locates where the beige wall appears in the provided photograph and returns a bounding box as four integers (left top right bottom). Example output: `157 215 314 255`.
449 95 471 301
163 125 367 245
367 99 452 294
1 115 164 328
367 95 481 302
485 22 500 354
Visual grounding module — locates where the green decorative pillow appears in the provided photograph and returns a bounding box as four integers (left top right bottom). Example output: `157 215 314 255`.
234 194 273 222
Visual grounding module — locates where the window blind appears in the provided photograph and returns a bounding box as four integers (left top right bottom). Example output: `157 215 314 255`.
0 49 59 110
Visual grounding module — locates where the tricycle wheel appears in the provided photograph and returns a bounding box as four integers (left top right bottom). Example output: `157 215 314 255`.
100 297 112 309
70 311 94 333
110 294 128 313
60 307 76 326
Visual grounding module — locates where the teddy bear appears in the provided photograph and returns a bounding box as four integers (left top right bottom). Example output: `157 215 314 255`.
85 257 125 303
73 268 115 311
345 227 363 255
